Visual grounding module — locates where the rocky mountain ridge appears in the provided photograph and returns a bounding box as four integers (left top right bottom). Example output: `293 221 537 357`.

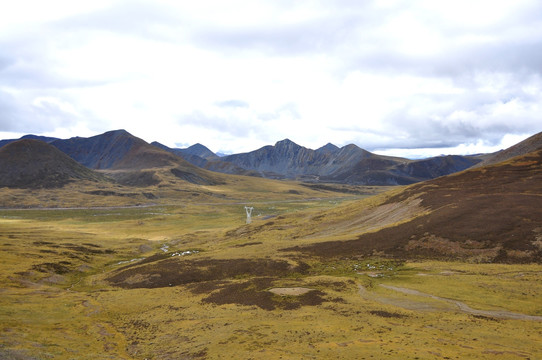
2 130 541 186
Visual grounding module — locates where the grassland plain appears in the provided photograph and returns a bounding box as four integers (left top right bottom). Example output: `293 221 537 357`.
1 187 541 359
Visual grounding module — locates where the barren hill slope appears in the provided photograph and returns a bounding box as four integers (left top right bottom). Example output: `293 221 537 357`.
0 139 108 188
292 147 542 263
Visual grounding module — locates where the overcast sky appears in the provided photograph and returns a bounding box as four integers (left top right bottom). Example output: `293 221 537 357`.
1 0 541 158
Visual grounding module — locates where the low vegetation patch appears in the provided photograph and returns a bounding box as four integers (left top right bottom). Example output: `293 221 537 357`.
107 258 310 289
200 278 327 310
369 310 407 318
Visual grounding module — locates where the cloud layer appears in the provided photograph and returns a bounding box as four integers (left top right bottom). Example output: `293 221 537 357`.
1 0 541 156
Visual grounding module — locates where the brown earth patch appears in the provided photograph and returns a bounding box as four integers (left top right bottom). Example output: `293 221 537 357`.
200 278 326 310
186 280 231 294
107 258 310 289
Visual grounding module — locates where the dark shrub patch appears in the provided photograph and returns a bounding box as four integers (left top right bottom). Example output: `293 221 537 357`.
32 262 71 274
200 278 326 311
369 310 406 318
107 258 310 289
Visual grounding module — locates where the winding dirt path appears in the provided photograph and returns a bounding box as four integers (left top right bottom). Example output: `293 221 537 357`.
358 284 542 321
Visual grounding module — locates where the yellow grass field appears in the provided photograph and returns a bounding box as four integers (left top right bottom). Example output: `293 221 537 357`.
1 186 541 359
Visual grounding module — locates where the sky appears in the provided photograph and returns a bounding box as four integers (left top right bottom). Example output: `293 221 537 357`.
1 0 541 158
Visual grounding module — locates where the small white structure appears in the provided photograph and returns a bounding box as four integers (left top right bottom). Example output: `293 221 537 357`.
244 206 254 224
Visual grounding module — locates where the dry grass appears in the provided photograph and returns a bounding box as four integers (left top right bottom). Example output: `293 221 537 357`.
1 158 542 359
1 196 541 359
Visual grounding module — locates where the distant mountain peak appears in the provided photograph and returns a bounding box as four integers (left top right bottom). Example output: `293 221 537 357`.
342 143 361 150
150 141 218 164
274 139 303 151
275 138 297 146
187 143 212 152
184 143 218 160
316 143 339 154
102 129 131 137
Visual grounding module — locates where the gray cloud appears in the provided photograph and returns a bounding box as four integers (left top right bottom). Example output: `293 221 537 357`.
0 91 79 133
178 110 263 138
258 103 300 122
0 91 24 132
379 96 542 150
186 1 542 80
184 1 382 58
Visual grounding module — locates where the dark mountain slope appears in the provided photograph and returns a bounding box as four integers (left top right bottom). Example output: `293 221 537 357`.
151 142 219 160
182 143 219 160
151 142 219 168
0 135 59 149
51 130 179 170
52 130 225 185
0 139 107 188
293 147 542 263
152 141 292 178
221 139 373 179
315 143 340 155
219 139 480 185
203 160 262 177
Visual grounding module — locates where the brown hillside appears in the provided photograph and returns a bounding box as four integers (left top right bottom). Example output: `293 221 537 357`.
476 131 542 167
292 148 542 263
0 139 108 189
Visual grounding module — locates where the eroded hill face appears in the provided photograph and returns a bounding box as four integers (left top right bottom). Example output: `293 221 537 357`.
291 148 542 263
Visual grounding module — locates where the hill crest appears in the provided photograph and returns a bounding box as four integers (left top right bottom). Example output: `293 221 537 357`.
0 139 107 188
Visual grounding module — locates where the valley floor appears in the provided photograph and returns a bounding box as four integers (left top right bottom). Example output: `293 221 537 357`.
1 201 541 359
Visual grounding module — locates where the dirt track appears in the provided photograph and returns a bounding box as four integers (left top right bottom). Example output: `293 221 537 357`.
358 284 542 321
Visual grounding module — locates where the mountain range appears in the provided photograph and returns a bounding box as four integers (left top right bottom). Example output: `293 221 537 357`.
152 138 484 185
1 129 541 189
